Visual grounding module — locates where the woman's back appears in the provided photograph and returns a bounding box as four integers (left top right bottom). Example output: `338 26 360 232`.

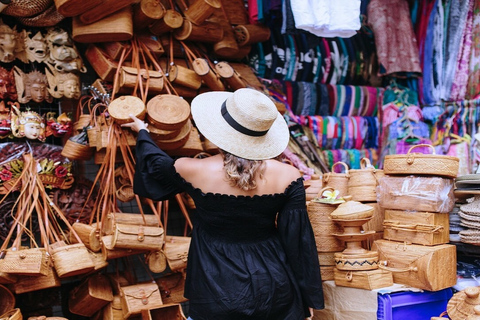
174 154 301 197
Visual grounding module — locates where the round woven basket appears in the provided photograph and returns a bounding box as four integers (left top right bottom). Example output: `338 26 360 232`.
146 94 191 130
447 286 480 320
108 95 146 125
61 139 93 161
154 119 192 150
348 158 384 202
334 251 379 271
322 162 350 197
0 308 21 320
147 121 181 140
0 285 15 317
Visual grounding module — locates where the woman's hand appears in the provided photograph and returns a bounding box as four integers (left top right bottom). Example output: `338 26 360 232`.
121 114 149 133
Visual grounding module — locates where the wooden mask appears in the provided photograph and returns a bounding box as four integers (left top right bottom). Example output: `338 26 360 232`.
11 105 46 142
14 67 53 104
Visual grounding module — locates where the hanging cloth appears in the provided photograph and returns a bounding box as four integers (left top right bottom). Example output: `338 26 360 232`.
466 0 480 99
289 0 361 38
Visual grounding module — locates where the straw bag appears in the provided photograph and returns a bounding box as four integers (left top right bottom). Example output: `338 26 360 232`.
0 247 50 276
383 144 460 178
51 241 96 278
373 239 457 291
164 236 191 273
149 304 187 320
69 273 114 317
101 235 147 261
0 285 14 317
182 0 221 24
156 272 187 305
146 94 191 131
78 0 136 24
85 45 119 82
110 224 164 251
146 250 167 273
322 162 350 198
119 282 164 318
348 158 384 202
174 19 224 43
2 0 51 17
107 95 146 125
72 6 134 43
61 129 93 161
54 0 103 17
10 264 61 294
103 212 160 235
133 0 166 30
0 309 22 320
215 61 247 90
70 222 102 252
117 67 164 95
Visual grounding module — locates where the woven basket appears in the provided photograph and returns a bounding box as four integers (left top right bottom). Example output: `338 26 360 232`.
51 242 96 278
183 0 221 25
322 162 350 197
146 94 191 131
116 184 135 203
0 285 14 316
17 4 65 27
320 266 335 281
2 0 51 17
348 158 384 202
61 139 93 161
0 309 21 320
447 287 480 320
174 19 223 43
383 144 459 178
72 6 133 43
307 188 344 252
55 0 103 17
108 95 146 125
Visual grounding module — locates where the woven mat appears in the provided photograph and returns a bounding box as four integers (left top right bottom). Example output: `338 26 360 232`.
459 229 480 245
460 198 480 215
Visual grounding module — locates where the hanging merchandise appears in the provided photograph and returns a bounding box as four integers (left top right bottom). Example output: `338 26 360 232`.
289 0 361 38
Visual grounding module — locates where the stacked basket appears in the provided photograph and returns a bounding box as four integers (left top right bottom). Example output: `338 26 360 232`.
374 144 459 291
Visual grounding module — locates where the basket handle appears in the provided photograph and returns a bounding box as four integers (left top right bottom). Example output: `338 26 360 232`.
331 161 349 174
407 144 436 155
383 220 443 233
315 186 336 199
360 158 374 169
378 261 418 273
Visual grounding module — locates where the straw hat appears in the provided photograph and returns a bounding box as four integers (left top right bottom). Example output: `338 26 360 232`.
190 88 289 160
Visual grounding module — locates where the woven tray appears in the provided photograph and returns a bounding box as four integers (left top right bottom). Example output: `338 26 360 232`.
383 144 459 178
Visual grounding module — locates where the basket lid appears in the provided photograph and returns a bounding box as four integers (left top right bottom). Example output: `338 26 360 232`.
330 198 374 220
108 95 146 124
448 287 480 320
146 94 190 130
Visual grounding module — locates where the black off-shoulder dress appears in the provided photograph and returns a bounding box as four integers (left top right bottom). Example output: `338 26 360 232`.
134 130 324 320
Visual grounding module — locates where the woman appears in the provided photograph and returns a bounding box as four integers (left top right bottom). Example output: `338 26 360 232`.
123 88 324 319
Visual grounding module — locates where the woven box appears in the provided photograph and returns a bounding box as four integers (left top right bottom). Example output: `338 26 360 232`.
377 175 455 213
383 209 449 246
333 268 393 290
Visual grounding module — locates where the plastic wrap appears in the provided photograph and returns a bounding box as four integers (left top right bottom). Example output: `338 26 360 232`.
377 175 455 213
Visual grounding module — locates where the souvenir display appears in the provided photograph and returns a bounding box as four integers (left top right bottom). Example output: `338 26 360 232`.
24 31 49 63
10 106 45 142
45 27 86 73
13 68 52 104
45 67 81 99
0 20 25 63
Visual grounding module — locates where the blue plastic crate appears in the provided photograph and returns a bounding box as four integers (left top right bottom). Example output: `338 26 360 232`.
377 288 453 320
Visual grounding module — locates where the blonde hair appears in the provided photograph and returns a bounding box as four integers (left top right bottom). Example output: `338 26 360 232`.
221 150 266 191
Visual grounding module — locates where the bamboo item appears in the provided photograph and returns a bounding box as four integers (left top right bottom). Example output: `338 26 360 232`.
0 309 21 320
330 199 374 220
361 202 385 233
146 250 167 273
102 295 123 320
333 268 393 290
174 19 223 43
54 0 103 17
61 138 93 161
233 24 271 46
101 235 146 261
0 285 14 316
51 242 96 278
69 273 114 317
72 7 134 43
447 287 480 320
156 273 187 305
84 45 119 82
377 175 455 213
320 266 335 281
183 0 221 25
219 0 249 25
307 188 344 252
119 282 164 318
102 42 132 61
192 58 225 91
211 10 239 57
79 0 137 24
146 94 191 130
149 9 183 35
149 304 187 320
107 95 146 125
383 144 460 178
148 124 181 140
383 210 449 246
0 248 50 276
133 0 166 30
322 162 350 198
167 63 202 90
229 62 263 89
348 158 384 202
155 120 192 150
70 222 102 252
164 235 191 272
215 61 247 90
117 67 164 95
372 239 457 291
10 265 60 294
103 212 160 235
111 224 164 251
